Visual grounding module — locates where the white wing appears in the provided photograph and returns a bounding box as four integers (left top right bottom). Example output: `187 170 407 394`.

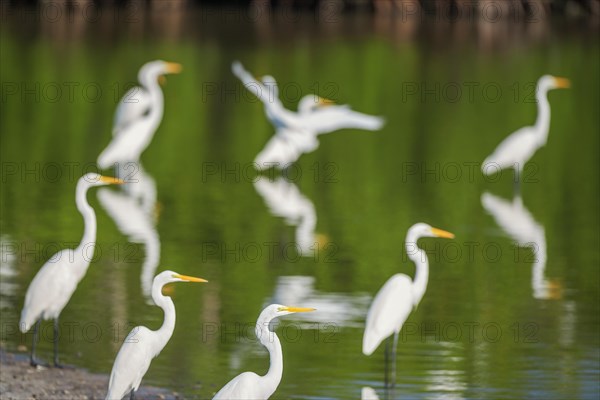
482 126 541 173
254 128 317 170
97 117 155 169
106 326 155 400
20 248 83 331
213 372 269 400
232 61 271 104
113 87 152 136
300 106 385 135
363 274 413 356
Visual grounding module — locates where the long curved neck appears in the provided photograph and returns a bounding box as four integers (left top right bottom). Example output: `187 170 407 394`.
141 74 164 129
406 235 429 307
76 182 96 254
534 86 551 146
152 283 176 353
259 323 283 395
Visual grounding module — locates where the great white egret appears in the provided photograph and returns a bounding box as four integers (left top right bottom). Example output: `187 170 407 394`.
106 270 207 400
481 192 561 300
19 173 124 367
232 61 385 169
97 61 182 170
362 223 454 384
254 177 326 256
212 304 316 400
481 75 570 179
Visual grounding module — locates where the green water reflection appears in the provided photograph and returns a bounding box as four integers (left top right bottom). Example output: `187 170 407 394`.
1 10 599 400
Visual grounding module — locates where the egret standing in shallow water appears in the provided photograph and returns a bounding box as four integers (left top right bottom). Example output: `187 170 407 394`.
482 75 570 180
106 270 207 400
212 304 316 400
20 173 124 367
97 60 182 170
232 61 385 169
362 223 454 384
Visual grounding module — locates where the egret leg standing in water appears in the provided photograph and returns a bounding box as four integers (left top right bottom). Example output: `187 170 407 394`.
482 75 570 182
19 174 124 367
363 223 454 386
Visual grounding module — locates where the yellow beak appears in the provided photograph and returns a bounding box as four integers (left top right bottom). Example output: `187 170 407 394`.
173 273 208 283
99 176 125 185
431 227 455 239
318 97 335 106
165 62 183 74
553 77 570 88
279 306 316 313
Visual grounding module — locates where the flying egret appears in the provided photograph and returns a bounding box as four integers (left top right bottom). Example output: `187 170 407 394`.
232 61 385 169
481 75 570 180
212 304 316 400
481 192 561 300
97 60 182 170
20 173 124 367
362 223 454 384
106 270 207 400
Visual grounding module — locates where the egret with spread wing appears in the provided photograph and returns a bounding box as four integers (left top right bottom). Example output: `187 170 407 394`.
232 61 385 169
20 173 124 367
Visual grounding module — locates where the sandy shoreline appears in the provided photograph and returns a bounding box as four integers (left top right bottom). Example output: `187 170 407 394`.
0 348 180 400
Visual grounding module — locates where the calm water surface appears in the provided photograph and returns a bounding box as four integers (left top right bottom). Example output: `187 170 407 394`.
1 7 599 400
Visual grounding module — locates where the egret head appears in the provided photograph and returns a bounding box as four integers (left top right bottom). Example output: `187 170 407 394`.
157 270 208 285
407 223 455 242
298 95 335 114
539 75 571 92
139 60 182 86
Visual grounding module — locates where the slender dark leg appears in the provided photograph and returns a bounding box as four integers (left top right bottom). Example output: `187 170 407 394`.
30 319 41 367
53 317 61 367
390 331 399 388
130 389 135 400
384 336 390 389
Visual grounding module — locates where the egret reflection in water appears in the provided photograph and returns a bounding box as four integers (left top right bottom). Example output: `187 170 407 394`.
481 192 561 300
98 164 161 303
254 177 327 257
269 275 371 328
232 61 385 170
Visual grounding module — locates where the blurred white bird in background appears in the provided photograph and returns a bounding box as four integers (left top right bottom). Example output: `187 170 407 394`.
98 166 160 304
482 75 570 180
481 192 562 300
363 223 454 386
20 173 124 367
254 177 327 256
212 304 315 400
232 61 385 169
97 60 182 171
106 270 207 400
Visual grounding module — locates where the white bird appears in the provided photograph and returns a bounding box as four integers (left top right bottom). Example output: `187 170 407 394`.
97 167 160 303
254 177 326 256
20 173 124 367
106 270 207 400
363 223 454 363
481 192 561 300
232 61 385 170
97 60 182 170
212 304 316 400
482 75 570 179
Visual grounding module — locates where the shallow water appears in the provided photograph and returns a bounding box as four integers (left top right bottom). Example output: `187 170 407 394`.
1 6 599 400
